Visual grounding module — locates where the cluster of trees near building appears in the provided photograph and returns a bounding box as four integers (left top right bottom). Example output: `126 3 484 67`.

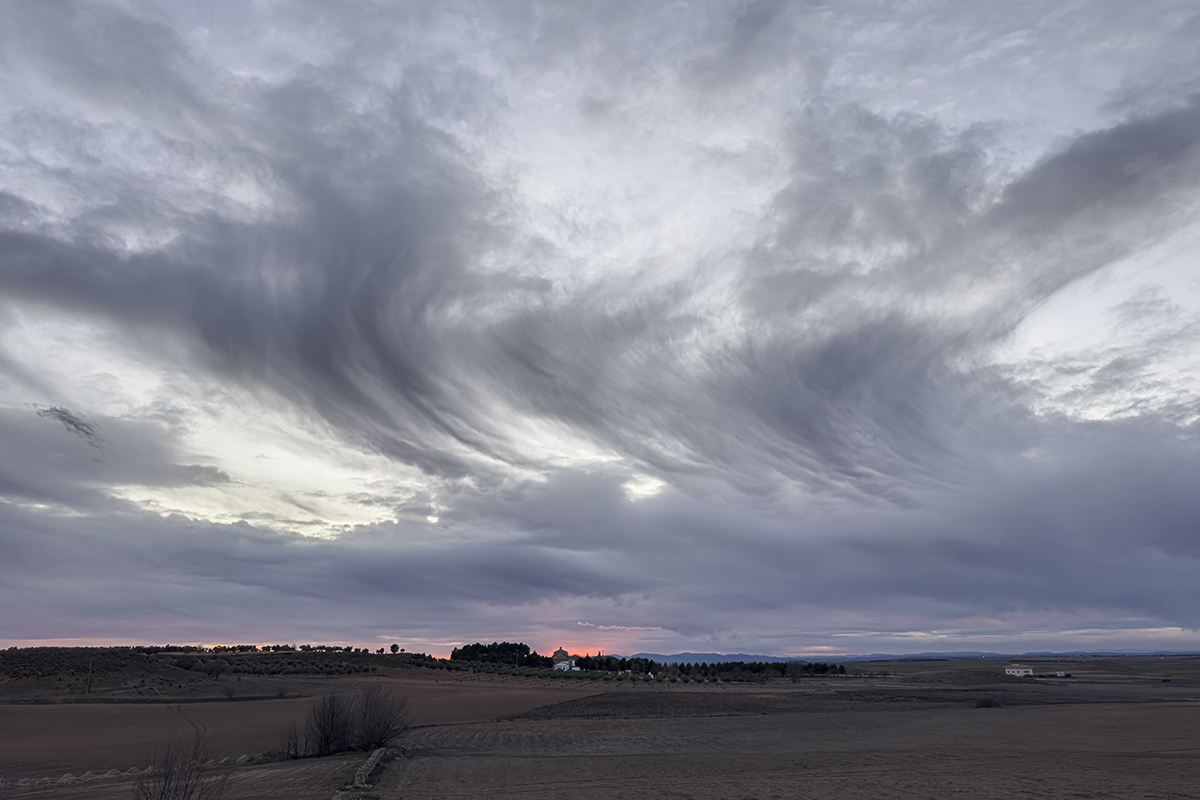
450 641 556 667
448 641 846 680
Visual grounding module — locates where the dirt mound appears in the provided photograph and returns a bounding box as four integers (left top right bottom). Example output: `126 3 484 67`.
900 670 1028 685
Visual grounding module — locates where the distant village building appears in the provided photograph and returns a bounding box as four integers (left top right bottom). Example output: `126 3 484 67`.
1004 664 1033 677
553 647 575 671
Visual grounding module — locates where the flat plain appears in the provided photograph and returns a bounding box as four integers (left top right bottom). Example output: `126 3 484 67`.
3 654 1200 799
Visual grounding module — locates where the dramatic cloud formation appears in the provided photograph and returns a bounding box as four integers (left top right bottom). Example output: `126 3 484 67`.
2 0 1199 656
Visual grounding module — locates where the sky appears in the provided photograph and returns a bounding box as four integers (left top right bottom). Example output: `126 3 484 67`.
2 0 1200 658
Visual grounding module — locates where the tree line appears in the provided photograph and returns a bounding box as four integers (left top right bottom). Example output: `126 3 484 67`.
447 642 847 680
3 644 848 683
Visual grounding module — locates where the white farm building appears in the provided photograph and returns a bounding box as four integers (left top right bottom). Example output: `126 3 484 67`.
552 647 578 671
1004 664 1033 677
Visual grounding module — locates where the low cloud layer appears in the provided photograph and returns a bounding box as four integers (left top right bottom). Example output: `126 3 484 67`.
2 0 1199 655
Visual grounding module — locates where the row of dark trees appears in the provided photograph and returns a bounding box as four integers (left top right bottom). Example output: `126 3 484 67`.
133 643 395 654
446 642 846 680
450 641 555 667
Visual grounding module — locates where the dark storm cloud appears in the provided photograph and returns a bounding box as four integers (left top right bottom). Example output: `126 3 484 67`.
0 406 229 510
460 96 1200 502
3 429 1198 647
32 404 103 447
2 0 1200 651
0 1 513 478
0 485 644 643
994 98 1200 233
4 1 1195 498
0 0 206 118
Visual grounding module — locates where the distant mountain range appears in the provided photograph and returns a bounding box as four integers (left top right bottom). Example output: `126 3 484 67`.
624 651 1013 664
627 652 796 664
619 650 1198 664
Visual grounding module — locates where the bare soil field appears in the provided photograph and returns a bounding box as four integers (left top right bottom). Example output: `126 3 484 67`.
377 679 1200 800
2 754 363 800
4 656 1200 799
386 701 1200 799
0 674 598 798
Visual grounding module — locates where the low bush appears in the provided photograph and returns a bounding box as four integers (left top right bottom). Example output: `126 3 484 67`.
133 735 227 800
285 686 411 758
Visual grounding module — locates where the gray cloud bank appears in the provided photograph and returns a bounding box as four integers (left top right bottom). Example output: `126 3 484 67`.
2 0 1199 653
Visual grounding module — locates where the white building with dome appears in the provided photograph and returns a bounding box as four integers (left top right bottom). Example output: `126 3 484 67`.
552 647 579 671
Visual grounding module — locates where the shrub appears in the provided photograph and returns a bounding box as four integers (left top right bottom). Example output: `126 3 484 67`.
132 735 227 800
295 687 411 757
203 659 229 680
357 685 410 749
304 693 355 757
279 720 302 759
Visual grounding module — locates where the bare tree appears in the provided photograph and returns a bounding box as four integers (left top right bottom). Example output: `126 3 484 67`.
304 693 355 757
279 720 302 760
291 687 411 758
357 685 410 748
132 735 227 800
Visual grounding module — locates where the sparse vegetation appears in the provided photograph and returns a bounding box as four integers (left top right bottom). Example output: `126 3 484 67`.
204 659 229 680
286 686 411 758
304 693 356 757
358 685 411 748
4 648 1200 800
132 735 227 800
279 720 303 760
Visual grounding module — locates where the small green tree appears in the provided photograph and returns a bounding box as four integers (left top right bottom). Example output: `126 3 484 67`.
390 644 399 654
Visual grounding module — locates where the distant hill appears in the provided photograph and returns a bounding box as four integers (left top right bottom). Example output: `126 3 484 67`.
626 651 1016 664
844 650 1199 660
622 651 1025 664
620 650 1198 664
628 652 795 664
843 652 1008 661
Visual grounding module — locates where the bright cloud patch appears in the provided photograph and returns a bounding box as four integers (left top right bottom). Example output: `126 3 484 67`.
2 0 1200 656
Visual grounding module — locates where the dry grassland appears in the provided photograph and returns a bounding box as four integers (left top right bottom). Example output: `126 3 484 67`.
0 678 596 774
382 685 1200 799
3 656 1200 799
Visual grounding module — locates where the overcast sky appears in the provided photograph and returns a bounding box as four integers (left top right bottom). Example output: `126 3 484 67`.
2 1 1199 657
